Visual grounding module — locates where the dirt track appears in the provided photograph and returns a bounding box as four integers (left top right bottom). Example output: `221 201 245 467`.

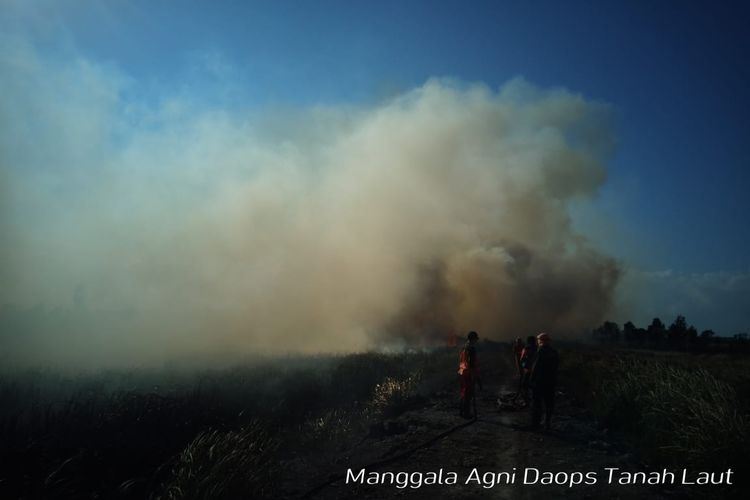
282 349 684 500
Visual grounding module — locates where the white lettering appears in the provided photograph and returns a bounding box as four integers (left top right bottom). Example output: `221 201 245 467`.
346 468 364 484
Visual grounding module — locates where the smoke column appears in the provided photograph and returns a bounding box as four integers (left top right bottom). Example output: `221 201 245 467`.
0 43 620 367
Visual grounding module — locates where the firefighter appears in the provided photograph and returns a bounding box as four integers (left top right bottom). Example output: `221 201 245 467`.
514 335 537 405
529 332 559 431
512 337 524 395
458 331 482 418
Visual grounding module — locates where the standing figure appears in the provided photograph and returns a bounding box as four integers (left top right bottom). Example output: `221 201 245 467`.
512 337 524 394
515 335 538 405
458 331 481 418
529 332 559 430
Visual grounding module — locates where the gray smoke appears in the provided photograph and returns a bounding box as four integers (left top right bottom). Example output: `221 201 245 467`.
0 42 620 367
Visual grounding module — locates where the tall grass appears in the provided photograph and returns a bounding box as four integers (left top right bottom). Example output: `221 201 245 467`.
367 371 423 419
0 350 452 499
591 357 748 471
158 421 278 500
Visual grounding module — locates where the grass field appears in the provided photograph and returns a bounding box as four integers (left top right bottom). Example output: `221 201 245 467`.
559 345 750 481
0 351 454 499
1 344 748 499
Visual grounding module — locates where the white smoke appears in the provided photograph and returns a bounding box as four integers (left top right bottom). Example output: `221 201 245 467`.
0 40 620 367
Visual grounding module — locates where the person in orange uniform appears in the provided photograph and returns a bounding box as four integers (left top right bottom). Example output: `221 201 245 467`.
458 331 482 418
514 335 538 406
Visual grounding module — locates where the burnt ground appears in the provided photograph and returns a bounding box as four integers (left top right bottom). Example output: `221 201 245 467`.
279 349 695 500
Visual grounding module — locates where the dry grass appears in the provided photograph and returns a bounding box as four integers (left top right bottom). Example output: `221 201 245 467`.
563 352 750 470
366 371 423 418
0 351 450 498
158 421 278 500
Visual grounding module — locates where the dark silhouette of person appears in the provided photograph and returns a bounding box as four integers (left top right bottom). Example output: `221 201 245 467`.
529 332 558 430
513 337 524 379
458 331 481 418
514 335 537 405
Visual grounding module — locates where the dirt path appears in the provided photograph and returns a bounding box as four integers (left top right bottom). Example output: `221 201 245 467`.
284 351 680 500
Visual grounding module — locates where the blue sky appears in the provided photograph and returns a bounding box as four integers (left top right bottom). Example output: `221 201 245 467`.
2 1 749 338
10 0 747 271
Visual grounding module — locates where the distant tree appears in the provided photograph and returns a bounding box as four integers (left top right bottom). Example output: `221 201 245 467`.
605 321 621 341
696 329 715 352
635 327 648 343
650 317 665 330
686 325 698 341
732 333 750 353
647 318 667 345
700 329 715 339
668 315 688 345
685 325 698 350
592 321 621 343
623 321 637 342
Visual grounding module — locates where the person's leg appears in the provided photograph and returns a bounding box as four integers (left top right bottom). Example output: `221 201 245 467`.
513 371 522 402
468 381 476 418
544 387 555 430
521 372 531 405
459 376 466 416
459 374 471 417
531 388 543 428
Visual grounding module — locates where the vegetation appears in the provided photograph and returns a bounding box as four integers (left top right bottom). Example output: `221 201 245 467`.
159 422 278 500
560 346 750 493
591 315 750 353
2 342 748 498
0 351 452 499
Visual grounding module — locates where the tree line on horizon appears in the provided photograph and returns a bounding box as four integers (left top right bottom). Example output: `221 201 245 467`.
591 315 750 353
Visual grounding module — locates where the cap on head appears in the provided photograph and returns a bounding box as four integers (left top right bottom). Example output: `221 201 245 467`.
536 332 550 344
467 331 479 341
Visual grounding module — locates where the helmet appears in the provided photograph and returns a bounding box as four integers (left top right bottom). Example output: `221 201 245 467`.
467 331 479 341
536 332 550 343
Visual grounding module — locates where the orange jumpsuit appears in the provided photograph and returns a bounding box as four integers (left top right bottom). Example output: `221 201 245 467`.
458 342 479 415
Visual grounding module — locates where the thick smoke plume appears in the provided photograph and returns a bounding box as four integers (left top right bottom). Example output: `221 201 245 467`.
0 43 620 367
